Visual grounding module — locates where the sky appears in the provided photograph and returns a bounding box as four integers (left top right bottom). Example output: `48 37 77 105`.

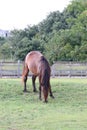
0 0 71 30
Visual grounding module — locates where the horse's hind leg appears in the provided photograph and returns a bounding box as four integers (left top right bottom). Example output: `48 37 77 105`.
49 84 54 98
32 75 37 92
38 76 42 100
22 64 29 92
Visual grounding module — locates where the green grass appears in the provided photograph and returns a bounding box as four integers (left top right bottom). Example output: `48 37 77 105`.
0 78 87 130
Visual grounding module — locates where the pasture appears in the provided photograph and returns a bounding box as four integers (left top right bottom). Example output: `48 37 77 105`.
0 78 87 130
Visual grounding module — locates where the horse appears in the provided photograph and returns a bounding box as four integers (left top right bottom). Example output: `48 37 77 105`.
22 51 54 102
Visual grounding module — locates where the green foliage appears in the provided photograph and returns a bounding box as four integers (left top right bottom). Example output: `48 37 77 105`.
45 1 87 63
0 0 87 63
0 37 5 45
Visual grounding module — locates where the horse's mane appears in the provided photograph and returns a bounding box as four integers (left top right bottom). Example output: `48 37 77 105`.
40 56 50 89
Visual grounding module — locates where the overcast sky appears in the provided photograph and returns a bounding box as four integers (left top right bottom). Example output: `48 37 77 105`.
0 0 71 30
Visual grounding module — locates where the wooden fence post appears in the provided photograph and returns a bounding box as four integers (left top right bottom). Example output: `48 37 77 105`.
17 60 20 78
0 61 2 78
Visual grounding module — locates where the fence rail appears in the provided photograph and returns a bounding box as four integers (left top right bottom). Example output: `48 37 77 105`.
51 61 87 77
0 61 87 78
0 61 22 78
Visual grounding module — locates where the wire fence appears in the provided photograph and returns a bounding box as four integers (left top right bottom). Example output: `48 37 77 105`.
0 61 87 78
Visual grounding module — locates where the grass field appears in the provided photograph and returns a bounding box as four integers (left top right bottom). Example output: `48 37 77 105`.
0 78 87 130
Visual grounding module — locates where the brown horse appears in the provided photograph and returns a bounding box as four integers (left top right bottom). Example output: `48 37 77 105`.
22 51 54 102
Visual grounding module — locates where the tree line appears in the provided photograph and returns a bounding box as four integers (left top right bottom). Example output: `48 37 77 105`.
0 0 87 64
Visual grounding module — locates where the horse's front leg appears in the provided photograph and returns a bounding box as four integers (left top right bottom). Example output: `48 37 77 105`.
32 75 37 92
39 85 42 100
23 76 28 92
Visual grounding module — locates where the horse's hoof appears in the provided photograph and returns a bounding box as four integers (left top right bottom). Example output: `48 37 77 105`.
23 90 28 93
50 95 55 99
43 100 48 103
39 98 42 101
33 89 38 93
52 96 55 99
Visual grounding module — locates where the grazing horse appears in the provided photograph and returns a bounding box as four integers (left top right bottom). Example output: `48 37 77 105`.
22 51 54 102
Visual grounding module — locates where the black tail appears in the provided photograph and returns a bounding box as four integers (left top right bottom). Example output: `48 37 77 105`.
42 69 49 89
40 56 50 89
40 56 50 102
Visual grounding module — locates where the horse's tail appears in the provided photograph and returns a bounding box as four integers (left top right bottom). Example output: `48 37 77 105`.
43 69 49 88
43 70 49 102
41 69 50 102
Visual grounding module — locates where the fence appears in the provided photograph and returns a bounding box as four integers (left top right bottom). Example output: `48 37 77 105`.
51 61 87 77
0 61 87 78
0 61 23 78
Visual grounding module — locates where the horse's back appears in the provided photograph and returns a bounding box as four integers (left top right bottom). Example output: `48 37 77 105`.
25 51 43 62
